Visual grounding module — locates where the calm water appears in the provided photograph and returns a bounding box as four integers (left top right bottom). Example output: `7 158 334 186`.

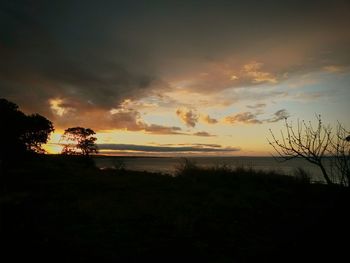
93 156 330 182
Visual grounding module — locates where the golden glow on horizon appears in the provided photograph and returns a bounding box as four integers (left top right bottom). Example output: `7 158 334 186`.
43 130 64 154
44 143 63 154
43 128 272 156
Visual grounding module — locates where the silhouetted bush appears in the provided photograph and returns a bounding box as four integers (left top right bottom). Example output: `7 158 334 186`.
293 167 311 184
174 158 200 177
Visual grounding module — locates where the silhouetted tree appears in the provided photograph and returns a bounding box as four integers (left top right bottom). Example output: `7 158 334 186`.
61 127 98 156
331 123 350 186
268 114 350 186
0 98 54 159
21 114 55 153
0 98 27 159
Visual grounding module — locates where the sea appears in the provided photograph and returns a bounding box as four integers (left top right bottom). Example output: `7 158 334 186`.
93 156 333 182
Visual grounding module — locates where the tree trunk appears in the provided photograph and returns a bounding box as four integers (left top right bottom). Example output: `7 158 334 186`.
319 162 333 185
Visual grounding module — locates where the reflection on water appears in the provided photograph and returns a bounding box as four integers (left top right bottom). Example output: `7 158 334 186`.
94 156 333 182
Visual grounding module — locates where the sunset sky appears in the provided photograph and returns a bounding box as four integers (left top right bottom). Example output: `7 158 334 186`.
1 0 349 156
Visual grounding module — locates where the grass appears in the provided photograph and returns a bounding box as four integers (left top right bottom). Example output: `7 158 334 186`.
0 155 349 262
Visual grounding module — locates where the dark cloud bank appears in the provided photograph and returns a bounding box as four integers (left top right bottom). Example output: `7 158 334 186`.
98 144 239 153
1 0 349 130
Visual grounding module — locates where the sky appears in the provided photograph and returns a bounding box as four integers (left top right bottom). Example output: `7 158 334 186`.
1 0 350 156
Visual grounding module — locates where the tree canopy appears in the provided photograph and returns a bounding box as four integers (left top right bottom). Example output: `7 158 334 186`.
269 115 350 187
0 98 54 159
61 127 98 156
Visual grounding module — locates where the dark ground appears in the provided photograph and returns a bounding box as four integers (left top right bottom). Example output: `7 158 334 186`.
0 155 349 262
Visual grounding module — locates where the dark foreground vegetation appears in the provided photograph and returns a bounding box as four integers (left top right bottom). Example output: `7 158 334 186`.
1 156 349 262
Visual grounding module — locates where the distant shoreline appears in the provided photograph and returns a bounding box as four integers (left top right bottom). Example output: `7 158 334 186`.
44 154 336 159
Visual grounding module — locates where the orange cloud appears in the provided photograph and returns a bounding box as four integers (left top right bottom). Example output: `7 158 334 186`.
49 98 71 116
193 131 216 137
241 62 277 84
201 114 218 124
48 99 184 135
225 112 262 124
176 108 199 127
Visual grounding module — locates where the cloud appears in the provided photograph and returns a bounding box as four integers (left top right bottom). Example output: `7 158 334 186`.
188 143 222 148
323 65 347 73
108 108 184 134
201 114 218 124
241 62 277 84
157 143 222 148
144 124 184 135
225 109 290 124
287 75 319 89
192 131 216 137
246 103 266 109
266 109 290 123
292 91 328 101
1 0 349 130
169 60 281 96
0 1 167 121
98 144 240 153
176 108 199 127
49 98 74 116
47 99 184 134
225 112 263 124
43 96 217 136
108 108 145 131
176 108 218 127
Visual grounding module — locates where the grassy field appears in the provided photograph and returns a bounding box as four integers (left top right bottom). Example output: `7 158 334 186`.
0 155 349 262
